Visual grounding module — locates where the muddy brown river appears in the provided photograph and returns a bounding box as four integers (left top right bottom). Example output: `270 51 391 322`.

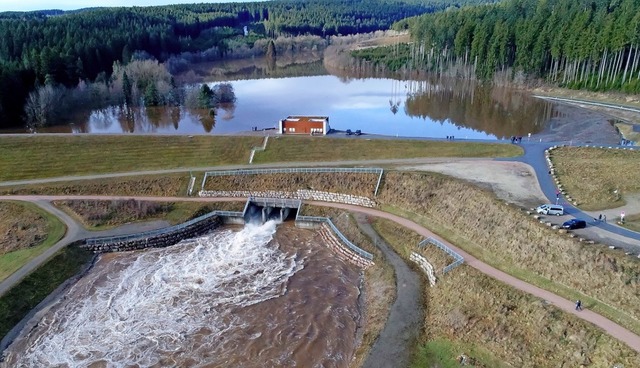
2 222 362 367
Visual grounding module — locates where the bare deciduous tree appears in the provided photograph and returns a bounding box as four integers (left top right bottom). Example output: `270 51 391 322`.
24 85 66 129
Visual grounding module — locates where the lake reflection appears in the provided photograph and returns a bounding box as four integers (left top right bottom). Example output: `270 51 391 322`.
32 75 555 139
81 106 213 134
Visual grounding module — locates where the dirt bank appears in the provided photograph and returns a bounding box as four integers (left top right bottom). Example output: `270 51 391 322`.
531 103 621 145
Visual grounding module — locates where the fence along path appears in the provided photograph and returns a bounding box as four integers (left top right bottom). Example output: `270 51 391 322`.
200 167 385 196
418 237 464 274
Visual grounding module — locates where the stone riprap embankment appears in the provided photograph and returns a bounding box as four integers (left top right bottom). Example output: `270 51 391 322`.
410 252 437 287
317 223 373 269
199 189 377 208
82 216 222 253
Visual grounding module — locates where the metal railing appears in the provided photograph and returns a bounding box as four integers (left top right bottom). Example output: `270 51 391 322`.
295 215 374 260
418 237 464 274
85 210 242 246
248 197 302 209
187 176 196 196
201 167 384 196
374 169 384 196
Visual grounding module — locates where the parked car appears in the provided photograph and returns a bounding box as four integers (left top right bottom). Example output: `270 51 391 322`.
562 219 587 229
346 129 353 135
535 204 564 216
355 129 362 136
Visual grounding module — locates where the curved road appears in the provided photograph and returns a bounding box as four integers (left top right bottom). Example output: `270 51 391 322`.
0 201 84 297
504 142 640 242
2 195 640 354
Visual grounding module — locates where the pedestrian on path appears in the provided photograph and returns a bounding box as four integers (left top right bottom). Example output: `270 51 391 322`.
598 214 602 222
575 300 582 311
603 214 607 223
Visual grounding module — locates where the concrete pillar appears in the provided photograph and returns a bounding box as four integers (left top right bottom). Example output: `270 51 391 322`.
281 208 290 221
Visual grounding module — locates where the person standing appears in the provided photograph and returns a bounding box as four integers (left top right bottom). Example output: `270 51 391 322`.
575 300 582 311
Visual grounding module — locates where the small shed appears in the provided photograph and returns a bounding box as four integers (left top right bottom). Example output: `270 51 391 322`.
278 116 330 135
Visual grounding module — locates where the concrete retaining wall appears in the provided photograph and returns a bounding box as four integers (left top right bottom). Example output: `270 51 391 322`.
221 216 245 225
199 189 377 207
83 216 222 253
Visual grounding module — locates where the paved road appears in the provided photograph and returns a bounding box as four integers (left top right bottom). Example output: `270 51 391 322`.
2 195 640 353
501 142 640 243
356 213 422 368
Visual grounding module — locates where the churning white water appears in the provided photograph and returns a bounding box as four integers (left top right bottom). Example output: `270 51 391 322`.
8 221 303 367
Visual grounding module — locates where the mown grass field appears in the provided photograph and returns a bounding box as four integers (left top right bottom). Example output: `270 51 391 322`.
550 146 640 210
372 218 640 368
252 136 523 163
0 135 262 181
0 135 521 182
0 201 65 282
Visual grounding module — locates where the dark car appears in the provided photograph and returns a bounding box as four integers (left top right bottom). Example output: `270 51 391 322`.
355 129 362 136
562 219 587 230
346 129 353 135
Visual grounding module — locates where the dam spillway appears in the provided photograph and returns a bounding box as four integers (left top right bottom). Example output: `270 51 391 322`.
242 197 300 224
1 222 363 367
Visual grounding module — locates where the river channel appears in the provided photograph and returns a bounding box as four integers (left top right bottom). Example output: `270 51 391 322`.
2 222 362 367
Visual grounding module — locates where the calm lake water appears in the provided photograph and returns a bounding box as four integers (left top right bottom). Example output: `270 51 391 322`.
20 73 557 139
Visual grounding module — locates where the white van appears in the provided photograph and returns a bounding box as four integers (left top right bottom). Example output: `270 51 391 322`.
536 204 564 216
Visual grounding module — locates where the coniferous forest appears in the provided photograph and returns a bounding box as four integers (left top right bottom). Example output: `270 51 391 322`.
6 0 632 130
386 0 640 92
0 0 448 129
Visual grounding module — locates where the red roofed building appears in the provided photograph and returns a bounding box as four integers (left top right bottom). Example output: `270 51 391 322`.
278 116 330 135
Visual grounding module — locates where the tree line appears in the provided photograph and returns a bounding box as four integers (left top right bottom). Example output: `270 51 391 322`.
0 0 436 129
384 0 640 93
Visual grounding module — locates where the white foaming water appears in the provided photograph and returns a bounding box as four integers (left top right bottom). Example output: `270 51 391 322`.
9 221 301 367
